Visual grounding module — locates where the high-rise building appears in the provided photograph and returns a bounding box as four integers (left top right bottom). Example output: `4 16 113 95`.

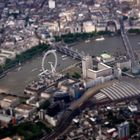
48 0 56 9
38 109 45 120
117 121 129 140
82 56 93 78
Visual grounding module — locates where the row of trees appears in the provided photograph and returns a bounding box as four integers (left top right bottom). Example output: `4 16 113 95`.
54 31 113 44
54 28 140 44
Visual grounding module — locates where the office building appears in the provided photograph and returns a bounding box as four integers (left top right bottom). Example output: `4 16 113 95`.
48 0 55 9
117 121 129 140
82 55 93 78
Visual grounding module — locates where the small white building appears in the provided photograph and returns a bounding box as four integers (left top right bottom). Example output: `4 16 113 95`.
45 114 57 127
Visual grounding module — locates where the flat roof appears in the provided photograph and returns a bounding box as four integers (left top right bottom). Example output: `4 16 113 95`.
16 104 34 110
0 114 12 123
101 53 111 59
4 95 18 101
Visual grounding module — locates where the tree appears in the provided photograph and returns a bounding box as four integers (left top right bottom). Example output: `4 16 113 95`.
72 72 81 79
40 100 50 110
0 65 3 74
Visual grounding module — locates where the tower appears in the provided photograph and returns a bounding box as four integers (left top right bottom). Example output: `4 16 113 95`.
48 0 55 9
82 55 93 78
117 121 129 140
38 109 45 120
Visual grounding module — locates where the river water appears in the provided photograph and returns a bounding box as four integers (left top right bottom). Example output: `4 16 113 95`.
0 35 139 94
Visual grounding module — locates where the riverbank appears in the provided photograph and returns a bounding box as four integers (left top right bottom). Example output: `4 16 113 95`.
54 31 115 44
0 43 50 79
0 33 139 94
0 52 77 94
54 28 140 45
0 29 138 79
0 31 113 79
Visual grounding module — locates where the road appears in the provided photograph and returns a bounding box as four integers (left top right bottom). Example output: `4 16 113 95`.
41 81 114 140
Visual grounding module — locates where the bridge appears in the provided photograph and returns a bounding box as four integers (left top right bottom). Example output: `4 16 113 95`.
52 43 85 60
119 18 140 73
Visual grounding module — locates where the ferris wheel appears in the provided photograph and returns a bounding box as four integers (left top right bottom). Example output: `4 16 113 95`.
41 50 58 75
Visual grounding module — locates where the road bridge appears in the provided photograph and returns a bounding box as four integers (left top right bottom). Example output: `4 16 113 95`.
119 19 138 68
52 44 84 60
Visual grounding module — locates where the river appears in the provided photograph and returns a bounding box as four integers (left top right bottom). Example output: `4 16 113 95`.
0 35 139 94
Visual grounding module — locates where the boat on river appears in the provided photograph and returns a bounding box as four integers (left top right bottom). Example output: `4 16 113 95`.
31 68 38 72
95 36 105 41
85 39 90 43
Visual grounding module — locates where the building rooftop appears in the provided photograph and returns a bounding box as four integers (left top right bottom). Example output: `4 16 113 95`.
4 95 17 101
0 114 12 123
3 95 19 103
101 53 112 59
100 82 140 101
16 104 34 110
